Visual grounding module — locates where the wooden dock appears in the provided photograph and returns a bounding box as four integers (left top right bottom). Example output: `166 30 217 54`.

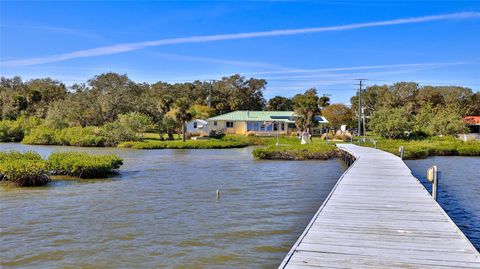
280 144 480 268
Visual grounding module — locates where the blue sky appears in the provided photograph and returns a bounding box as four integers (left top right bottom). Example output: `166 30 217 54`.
1 1 480 104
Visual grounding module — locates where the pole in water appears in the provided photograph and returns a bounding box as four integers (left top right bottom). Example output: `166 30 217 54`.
399 146 404 159
216 189 220 200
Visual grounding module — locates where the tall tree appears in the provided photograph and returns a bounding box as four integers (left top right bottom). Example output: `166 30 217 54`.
322 104 354 129
267 96 293 111
173 98 193 142
292 88 320 133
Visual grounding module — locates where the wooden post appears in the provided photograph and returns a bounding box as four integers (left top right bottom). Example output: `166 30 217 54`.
399 146 404 159
427 165 439 201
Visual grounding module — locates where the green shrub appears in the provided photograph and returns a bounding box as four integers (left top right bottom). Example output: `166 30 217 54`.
48 151 123 178
0 116 42 142
253 143 338 160
369 108 413 139
56 126 105 147
22 125 59 145
0 150 43 161
118 139 249 149
0 151 49 186
361 136 480 159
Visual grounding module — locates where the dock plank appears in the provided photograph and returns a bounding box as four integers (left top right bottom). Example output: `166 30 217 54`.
280 144 480 268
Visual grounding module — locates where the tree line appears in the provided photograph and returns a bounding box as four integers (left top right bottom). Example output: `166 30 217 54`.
1 74 479 142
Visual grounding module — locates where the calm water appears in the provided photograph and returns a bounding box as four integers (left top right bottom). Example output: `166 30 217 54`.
0 143 346 268
406 156 480 250
1 145 479 268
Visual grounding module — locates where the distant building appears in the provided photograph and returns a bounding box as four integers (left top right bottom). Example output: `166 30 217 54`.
203 110 328 136
460 116 480 141
463 116 480 133
185 119 210 136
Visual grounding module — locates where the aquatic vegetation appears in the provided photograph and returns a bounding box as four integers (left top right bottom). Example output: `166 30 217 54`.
359 136 480 159
48 152 123 178
118 139 250 149
0 150 124 186
0 151 49 187
252 138 339 160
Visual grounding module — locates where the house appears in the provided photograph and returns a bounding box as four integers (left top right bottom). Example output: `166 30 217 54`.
460 116 480 141
185 119 210 136
464 116 480 133
204 110 328 136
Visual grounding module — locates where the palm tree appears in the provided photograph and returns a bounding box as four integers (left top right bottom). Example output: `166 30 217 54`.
292 88 320 134
173 98 193 142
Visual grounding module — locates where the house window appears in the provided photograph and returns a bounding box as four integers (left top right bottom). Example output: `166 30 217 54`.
193 122 197 128
226 121 234 128
214 121 217 126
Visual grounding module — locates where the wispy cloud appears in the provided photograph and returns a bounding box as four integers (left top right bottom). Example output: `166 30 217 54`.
2 12 479 67
240 61 466 76
0 23 108 41
146 52 291 70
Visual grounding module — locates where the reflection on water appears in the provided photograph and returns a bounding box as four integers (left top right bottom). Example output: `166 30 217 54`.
406 156 480 250
0 143 346 268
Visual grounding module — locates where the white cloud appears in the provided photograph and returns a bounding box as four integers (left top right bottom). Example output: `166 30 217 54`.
2 12 479 67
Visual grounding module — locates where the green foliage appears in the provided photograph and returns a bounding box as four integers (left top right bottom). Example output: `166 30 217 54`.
22 125 59 145
173 98 193 142
267 96 293 111
361 136 480 159
0 119 24 142
48 152 123 178
0 116 42 142
118 139 249 149
424 107 468 136
322 104 354 129
0 150 43 161
292 88 321 132
100 112 152 145
0 160 50 187
189 104 216 119
369 108 413 139
252 137 338 160
0 150 124 186
0 150 49 187
57 126 105 146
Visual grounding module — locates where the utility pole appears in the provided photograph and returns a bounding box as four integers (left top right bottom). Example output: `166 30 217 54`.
205 80 215 108
355 79 367 138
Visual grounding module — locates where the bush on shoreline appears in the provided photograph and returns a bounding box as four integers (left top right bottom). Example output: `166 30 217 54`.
118 139 250 149
0 150 124 187
360 136 480 159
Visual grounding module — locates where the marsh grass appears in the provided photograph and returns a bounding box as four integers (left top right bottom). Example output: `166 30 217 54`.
357 136 480 159
117 135 266 149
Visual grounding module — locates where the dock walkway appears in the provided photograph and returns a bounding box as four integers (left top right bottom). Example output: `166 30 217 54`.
280 144 480 268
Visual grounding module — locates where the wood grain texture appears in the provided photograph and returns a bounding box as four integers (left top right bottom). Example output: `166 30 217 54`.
280 144 480 268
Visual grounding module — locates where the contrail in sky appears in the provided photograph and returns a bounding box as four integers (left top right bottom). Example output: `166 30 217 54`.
2 12 479 67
